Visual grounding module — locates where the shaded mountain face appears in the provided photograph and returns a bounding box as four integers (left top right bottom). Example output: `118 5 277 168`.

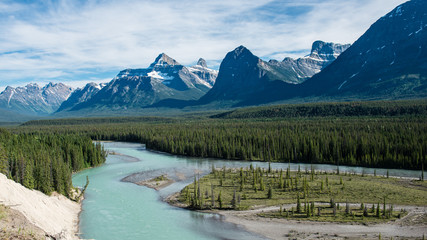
301 0 427 99
56 82 106 112
65 53 217 111
0 83 73 115
269 41 350 84
198 40 349 105
198 46 298 104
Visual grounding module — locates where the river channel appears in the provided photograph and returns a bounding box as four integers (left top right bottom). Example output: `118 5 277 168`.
72 142 424 240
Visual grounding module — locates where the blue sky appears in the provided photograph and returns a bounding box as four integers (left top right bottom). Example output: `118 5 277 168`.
0 0 407 91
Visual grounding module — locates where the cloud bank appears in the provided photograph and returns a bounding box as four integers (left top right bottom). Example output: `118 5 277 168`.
0 0 408 90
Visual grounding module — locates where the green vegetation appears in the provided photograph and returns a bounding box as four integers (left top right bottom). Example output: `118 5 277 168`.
177 166 427 215
153 175 168 181
14 115 427 170
0 128 106 196
211 100 427 119
259 204 406 223
22 116 177 126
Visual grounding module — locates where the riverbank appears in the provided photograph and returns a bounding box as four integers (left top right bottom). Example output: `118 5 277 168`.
0 173 81 240
166 192 427 239
166 165 427 239
216 205 427 240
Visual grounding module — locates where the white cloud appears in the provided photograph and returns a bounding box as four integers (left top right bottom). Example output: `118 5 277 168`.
0 0 408 87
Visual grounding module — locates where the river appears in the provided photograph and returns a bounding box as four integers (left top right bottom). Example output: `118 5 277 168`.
72 142 424 240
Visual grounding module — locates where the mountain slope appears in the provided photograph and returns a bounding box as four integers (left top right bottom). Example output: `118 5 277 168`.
300 0 427 99
197 40 349 107
0 83 73 115
188 58 218 87
269 41 350 84
56 82 105 112
66 53 216 112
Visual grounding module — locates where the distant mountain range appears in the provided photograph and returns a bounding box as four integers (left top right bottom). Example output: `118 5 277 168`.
198 40 349 105
0 0 425 120
56 82 106 112
57 54 218 113
269 41 350 84
0 83 73 116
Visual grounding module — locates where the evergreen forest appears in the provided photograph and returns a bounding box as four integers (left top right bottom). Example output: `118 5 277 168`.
0 128 106 196
14 101 427 171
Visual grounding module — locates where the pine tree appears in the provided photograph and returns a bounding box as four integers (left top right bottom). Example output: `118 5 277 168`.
297 193 302 213
363 205 368 217
0 143 8 175
376 202 380 218
345 200 350 215
217 191 223 209
311 202 315 216
267 185 273 199
260 177 265 191
421 163 424 181
211 184 215 208
231 189 237 209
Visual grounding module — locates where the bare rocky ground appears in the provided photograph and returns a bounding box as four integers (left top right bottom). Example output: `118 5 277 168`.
0 174 81 240
0 205 45 240
217 204 427 240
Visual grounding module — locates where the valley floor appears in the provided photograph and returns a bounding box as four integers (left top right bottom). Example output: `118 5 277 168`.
0 174 81 240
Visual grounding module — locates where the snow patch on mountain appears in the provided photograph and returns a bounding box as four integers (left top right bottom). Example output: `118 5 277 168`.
0 82 73 115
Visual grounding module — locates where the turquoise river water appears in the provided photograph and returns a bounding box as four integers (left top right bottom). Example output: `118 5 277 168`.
72 142 424 240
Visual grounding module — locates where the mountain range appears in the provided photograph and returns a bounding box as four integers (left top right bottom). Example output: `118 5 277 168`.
202 0 426 106
299 0 427 100
0 0 425 120
198 40 349 106
57 54 218 113
0 83 73 116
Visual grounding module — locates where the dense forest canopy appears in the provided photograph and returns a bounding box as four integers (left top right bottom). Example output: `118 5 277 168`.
13 104 427 170
0 128 106 196
212 100 427 119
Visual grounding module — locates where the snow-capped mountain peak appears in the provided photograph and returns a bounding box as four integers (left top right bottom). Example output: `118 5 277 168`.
188 58 218 87
197 58 208 68
149 53 179 68
0 82 73 115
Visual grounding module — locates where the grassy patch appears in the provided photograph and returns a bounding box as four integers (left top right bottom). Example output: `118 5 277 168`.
259 205 407 223
0 205 6 220
178 166 427 216
153 175 168 182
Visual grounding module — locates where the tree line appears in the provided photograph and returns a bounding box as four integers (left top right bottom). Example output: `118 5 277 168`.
15 116 427 170
0 128 106 196
212 100 427 119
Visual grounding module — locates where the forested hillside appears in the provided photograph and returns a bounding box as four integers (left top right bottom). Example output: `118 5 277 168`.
212 101 427 119
0 129 106 196
16 116 426 171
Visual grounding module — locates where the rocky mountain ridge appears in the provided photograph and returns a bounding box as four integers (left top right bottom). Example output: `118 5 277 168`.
0 82 73 115
59 53 218 112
